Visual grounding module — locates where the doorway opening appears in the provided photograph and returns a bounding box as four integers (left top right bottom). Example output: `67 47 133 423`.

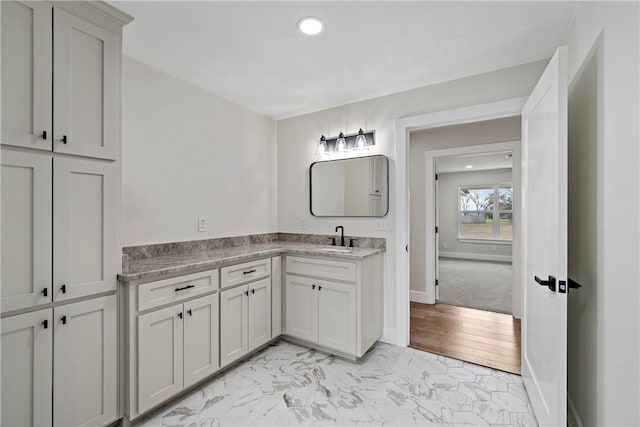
407 119 523 374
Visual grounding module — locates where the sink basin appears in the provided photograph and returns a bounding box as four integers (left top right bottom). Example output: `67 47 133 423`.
315 247 353 254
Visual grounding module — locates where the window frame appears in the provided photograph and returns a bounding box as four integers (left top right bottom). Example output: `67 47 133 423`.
457 182 513 243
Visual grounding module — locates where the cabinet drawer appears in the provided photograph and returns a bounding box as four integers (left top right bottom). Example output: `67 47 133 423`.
286 256 356 283
221 259 271 289
138 270 218 312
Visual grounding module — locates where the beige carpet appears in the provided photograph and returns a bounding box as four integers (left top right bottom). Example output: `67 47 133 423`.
438 258 513 314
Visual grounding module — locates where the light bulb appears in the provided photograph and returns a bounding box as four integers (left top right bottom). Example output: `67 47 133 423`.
354 128 368 151
335 132 347 152
316 135 328 155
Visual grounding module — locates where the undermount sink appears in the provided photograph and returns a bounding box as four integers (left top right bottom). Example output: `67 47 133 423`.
315 247 353 254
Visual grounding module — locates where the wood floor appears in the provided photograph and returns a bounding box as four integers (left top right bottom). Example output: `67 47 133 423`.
410 302 521 374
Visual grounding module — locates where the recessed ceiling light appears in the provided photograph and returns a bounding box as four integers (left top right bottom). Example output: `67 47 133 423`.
298 17 323 36
465 165 473 169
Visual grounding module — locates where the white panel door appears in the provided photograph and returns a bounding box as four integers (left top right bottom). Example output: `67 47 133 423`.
317 280 357 354
248 278 272 351
285 275 318 343
138 303 184 414
1 150 52 312
54 295 117 427
53 7 117 160
1 1 52 151
1 309 53 427
521 46 568 427
184 294 219 388
220 285 249 367
53 157 117 301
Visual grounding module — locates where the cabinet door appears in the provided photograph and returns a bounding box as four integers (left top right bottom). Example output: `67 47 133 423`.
317 280 357 355
248 278 272 351
184 294 219 388
285 275 318 343
138 303 184 414
1 150 52 312
1 309 52 427
53 157 117 301
54 295 117 427
220 285 248 367
53 7 117 160
1 1 52 151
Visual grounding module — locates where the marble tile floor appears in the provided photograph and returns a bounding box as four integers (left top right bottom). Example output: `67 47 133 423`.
139 340 537 427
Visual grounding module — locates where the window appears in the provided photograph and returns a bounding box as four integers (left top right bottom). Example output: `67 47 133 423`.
459 184 513 241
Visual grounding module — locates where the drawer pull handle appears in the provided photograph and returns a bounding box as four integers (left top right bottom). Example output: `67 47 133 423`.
251 289 255 294
61 135 68 144
178 312 183 319
42 319 48 329
244 290 249 296
40 130 47 140
61 316 67 325
41 288 48 297
187 309 192 316
243 269 257 275
60 284 67 294
175 284 195 292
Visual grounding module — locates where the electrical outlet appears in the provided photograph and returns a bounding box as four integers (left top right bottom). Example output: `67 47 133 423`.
198 217 207 232
376 219 392 231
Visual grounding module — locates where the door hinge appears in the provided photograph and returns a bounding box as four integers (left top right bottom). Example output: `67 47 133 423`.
435 173 439 181
435 226 439 233
435 279 439 286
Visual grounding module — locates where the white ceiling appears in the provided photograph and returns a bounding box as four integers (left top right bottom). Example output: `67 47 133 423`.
438 151 513 174
112 1 578 119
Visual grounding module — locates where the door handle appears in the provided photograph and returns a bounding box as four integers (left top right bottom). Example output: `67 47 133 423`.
178 312 183 319
187 309 192 316
40 130 47 140
42 319 48 329
251 289 255 294
534 275 556 292
41 288 48 297
61 135 68 144
61 315 67 325
244 290 249 296
60 284 67 294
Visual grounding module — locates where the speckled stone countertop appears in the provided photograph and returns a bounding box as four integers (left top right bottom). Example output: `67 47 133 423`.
119 241 383 282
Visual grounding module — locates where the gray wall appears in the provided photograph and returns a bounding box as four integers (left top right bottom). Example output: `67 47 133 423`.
409 117 521 295
438 169 513 260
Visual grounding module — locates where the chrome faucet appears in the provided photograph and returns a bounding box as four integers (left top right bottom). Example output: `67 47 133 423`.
335 225 345 247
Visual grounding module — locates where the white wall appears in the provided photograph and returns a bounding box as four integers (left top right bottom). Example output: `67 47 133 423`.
409 117 521 295
122 57 277 245
437 169 513 259
277 60 547 341
564 2 640 426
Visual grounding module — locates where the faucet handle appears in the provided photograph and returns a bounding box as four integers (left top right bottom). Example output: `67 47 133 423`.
329 237 337 246
349 238 358 248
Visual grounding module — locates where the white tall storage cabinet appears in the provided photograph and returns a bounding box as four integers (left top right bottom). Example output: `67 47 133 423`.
0 2 132 426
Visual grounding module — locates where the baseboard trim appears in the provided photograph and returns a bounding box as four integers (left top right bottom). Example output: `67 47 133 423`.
568 394 584 427
410 290 430 304
439 251 512 263
380 328 396 345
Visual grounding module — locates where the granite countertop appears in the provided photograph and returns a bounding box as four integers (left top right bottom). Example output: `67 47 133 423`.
119 242 383 282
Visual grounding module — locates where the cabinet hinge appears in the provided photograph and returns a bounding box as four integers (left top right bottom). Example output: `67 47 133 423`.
435 226 438 233
435 279 439 286
435 173 439 181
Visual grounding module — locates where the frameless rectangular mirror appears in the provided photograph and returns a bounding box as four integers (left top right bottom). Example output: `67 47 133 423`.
310 155 389 217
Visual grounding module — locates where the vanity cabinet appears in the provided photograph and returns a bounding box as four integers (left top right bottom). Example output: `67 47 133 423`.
220 278 272 367
137 293 219 414
285 254 383 358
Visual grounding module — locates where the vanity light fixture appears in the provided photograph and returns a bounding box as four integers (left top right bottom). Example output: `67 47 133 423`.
298 17 323 36
354 128 368 151
335 132 347 152
316 135 328 155
315 129 376 155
